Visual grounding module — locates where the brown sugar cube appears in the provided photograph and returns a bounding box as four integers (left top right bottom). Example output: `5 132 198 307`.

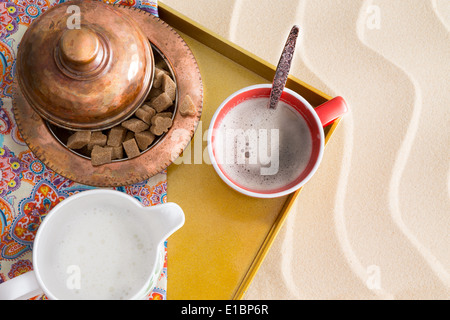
140 104 157 117
179 95 196 116
121 118 149 133
107 126 127 147
152 68 167 88
150 116 173 136
149 92 172 113
66 131 91 149
135 108 154 125
161 74 176 101
124 131 134 141
157 112 173 118
135 131 156 151
104 146 123 160
150 114 173 126
151 114 165 126
91 145 112 166
109 145 123 160
87 131 107 151
146 87 163 101
122 138 141 159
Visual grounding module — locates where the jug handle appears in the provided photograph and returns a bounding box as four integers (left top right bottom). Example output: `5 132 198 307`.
0 271 42 300
314 96 348 127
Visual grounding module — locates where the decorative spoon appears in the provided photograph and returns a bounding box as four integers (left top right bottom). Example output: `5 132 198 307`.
268 25 300 109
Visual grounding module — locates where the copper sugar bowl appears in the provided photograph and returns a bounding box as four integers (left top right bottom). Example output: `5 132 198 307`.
16 0 154 131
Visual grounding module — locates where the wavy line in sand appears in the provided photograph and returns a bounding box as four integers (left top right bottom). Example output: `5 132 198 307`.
293 0 448 298
312 0 400 299
432 0 450 31
358 0 450 288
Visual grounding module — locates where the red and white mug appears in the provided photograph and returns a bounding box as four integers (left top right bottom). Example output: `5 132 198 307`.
207 84 348 198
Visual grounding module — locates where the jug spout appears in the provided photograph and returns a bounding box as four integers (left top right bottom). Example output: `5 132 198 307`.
147 202 185 243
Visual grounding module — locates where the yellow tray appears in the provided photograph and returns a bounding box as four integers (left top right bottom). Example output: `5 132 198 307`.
161 3 341 300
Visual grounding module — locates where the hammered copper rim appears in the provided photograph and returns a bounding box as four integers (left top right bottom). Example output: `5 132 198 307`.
13 5 203 187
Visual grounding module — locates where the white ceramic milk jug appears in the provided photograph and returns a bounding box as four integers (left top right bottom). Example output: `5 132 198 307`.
0 190 184 300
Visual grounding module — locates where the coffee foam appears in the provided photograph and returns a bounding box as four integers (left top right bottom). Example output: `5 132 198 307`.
214 97 313 191
49 206 155 300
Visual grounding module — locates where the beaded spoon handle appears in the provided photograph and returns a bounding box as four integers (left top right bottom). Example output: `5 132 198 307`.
268 25 300 109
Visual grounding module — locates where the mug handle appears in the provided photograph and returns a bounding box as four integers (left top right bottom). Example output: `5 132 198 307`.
314 96 348 127
0 271 42 300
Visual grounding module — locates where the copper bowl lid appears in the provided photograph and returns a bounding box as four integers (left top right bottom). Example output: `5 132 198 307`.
16 0 154 131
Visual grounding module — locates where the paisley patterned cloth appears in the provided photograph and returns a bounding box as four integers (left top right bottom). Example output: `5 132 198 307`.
0 0 167 300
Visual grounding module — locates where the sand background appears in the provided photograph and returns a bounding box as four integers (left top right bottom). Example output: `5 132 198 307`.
161 0 450 299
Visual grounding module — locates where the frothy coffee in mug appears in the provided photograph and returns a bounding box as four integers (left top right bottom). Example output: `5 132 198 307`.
44 206 156 300
213 97 313 191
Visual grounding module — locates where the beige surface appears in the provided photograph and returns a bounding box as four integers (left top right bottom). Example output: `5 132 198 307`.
161 0 450 299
